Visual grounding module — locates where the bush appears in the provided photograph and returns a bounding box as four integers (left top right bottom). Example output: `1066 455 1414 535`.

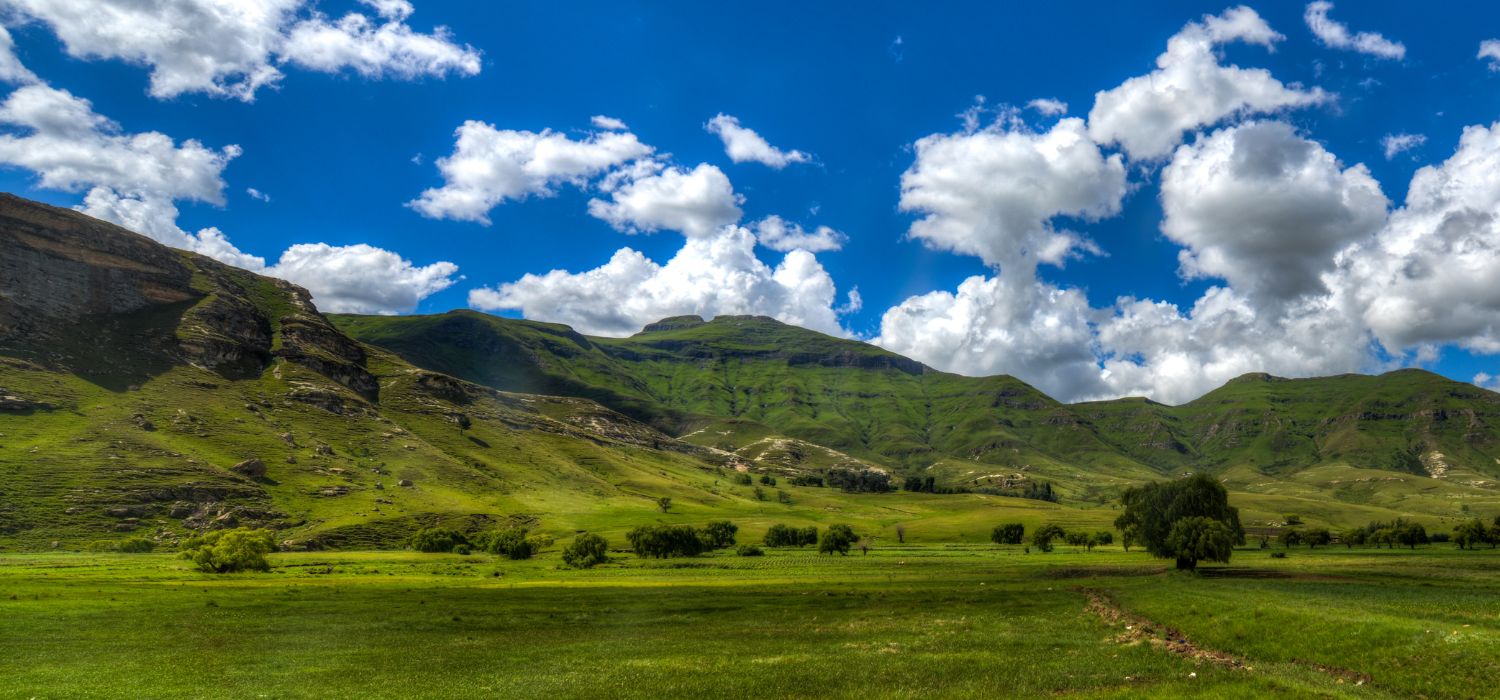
734 473 753 485
561 533 609 568
454 544 472 555
1270 551 1287 559
819 524 858 556
701 520 739 549
626 525 706 558
736 544 764 557
409 527 469 553
475 527 536 560
789 475 823 487
764 523 818 548
991 523 1025 545
180 528 277 573
759 474 777 486
117 537 156 553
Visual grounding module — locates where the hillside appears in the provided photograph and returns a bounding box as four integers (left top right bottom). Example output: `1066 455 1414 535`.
3 192 1500 551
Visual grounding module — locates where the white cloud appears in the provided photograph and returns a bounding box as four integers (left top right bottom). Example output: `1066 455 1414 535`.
265 243 458 314
705 114 812 168
6 0 478 101
590 115 628 131
1160 121 1387 303
1475 372 1500 391
409 122 653 224
753 215 847 252
469 225 850 337
246 187 271 202
1026 98 1068 116
1479 40 1500 71
899 116 1126 270
0 26 38 85
1381 133 1426 160
279 6 480 80
587 161 742 238
1087 6 1329 160
1340 121 1500 354
874 273 1104 401
1304 2 1405 60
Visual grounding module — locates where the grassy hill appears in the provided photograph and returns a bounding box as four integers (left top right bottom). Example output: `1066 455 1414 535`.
3 192 1500 551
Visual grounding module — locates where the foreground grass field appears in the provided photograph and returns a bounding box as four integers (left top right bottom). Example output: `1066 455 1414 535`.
3 545 1497 699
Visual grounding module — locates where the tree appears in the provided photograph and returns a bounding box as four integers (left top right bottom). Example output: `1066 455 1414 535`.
819 524 857 555
1031 524 1066 553
895 524 906 544
1088 531 1113 551
1455 520 1488 550
1305 528 1332 549
626 525 705 558
656 497 673 513
1341 528 1366 548
1394 522 1428 550
753 486 766 501
798 526 819 546
180 528 277 573
561 533 609 568
1281 529 1304 549
409 527 469 553
1064 531 1089 547
1164 517 1236 571
1283 514 1303 526
701 520 738 549
1114 474 1244 569
476 527 535 559
990 523 1025 545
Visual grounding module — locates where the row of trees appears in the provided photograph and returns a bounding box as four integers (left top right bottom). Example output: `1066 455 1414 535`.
409 526 548 559
825 468 893 493
626 520 739 558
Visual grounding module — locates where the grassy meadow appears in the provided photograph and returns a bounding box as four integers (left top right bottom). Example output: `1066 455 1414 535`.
3 543 1496 699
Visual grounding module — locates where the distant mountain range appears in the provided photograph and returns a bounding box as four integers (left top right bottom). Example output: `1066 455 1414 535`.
2 192 1497 549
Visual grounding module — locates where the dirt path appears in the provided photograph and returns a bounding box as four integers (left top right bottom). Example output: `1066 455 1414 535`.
1078 587 1374 686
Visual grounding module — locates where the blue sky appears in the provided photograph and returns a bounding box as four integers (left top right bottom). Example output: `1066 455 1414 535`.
3 1 1500 403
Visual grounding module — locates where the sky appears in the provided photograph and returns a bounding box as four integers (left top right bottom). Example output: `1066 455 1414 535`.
3 1 1500 405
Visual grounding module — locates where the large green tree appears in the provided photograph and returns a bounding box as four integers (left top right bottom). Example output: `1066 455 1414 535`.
1114 474 1244 570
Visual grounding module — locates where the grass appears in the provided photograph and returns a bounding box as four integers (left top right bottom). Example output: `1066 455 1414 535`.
1 545 1496 698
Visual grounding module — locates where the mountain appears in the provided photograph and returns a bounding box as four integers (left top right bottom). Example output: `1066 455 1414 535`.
2 192 1499 550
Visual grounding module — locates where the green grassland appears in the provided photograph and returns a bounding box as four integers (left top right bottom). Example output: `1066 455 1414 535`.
2 544 1496 698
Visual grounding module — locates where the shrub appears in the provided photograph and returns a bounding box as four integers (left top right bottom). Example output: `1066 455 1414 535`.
180 528 277 573
991 523 1025 545
789 475 824 487
117 537 156 553
776 490 792 504
454 544 472 556
734 473 753 486
627 525 706 558
409 527 469 553
736 544 764 557
1270 551 1287 559
819 524 858 556
701 520 739 549
561 533 609 568
476 527 536 560
753 486 766 501
759 474 777 486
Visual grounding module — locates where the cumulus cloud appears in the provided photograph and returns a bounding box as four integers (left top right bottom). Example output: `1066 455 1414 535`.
409 122 653 224
899 116 1126 270
265 243 458 314
5 0 478 101
1304 2 1405 60
753 215 847 253
1026 98 1068 116
1087 6 1329 160
1479 40 1500 71
469 225 849 337
587 161 743 238
705 114 812 168
1381 133 1426 160
1339 121 1500 354
1160 121 1387 302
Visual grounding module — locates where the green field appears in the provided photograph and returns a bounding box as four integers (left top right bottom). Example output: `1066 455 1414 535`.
3 544 1496 699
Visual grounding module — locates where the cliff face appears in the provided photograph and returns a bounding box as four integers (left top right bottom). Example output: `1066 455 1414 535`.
0 194 375 398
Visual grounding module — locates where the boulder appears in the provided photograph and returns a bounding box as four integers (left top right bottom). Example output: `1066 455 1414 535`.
231 458 267 478
397 479 413 487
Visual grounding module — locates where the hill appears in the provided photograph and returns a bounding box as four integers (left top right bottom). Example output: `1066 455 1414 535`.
2 192 1499 550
